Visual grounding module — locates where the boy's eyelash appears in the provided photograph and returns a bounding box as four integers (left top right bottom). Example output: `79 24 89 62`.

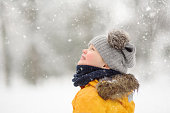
91 48 95 51
88 47 95 51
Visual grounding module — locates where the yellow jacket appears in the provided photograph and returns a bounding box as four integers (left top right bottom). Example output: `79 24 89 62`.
72 74 139 113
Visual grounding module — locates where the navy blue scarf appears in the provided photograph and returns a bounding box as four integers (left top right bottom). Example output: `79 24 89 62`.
72 65 122 87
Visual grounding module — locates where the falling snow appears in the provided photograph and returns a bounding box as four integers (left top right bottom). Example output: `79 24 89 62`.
0 0 170 113
68 39 72 42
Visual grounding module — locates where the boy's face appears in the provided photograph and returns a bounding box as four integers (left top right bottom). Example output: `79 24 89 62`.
78 44 109 69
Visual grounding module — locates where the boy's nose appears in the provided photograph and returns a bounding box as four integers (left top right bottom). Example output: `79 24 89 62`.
82 49 87 54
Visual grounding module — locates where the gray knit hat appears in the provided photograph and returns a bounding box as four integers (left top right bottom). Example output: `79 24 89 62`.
88 29 136 74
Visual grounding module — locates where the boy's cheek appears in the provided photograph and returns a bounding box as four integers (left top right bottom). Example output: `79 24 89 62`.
86 54 95 61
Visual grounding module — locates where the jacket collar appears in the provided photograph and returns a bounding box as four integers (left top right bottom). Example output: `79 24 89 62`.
80 79 99 89
87 79 99 87
80 74 139 101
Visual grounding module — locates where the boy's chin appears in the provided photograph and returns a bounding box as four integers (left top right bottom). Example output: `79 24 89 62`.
77 60 86 65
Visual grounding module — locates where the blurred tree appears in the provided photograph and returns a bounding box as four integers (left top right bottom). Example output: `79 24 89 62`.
23 44 45 85
0 2 12 86
19 0 46 84
135 0 168 63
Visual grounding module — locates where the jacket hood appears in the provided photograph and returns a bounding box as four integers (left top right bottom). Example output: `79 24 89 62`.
95 74 139 100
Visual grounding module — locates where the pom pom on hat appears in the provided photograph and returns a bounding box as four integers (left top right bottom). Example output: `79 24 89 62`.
108 30 130 50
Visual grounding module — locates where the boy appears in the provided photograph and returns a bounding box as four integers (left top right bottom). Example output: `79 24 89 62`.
72 29 139 113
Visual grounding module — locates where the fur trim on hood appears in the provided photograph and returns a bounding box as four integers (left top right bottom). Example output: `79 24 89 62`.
96 74 139 100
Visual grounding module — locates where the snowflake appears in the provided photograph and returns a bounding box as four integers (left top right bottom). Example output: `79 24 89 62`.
68 39 72 42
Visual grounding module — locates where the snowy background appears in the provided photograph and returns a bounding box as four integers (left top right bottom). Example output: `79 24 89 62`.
0 0 170 113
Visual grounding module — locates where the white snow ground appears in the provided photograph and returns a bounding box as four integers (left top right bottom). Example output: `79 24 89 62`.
0 72 170 113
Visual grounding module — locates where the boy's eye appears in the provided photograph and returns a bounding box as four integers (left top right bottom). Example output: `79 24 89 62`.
91 48 95 51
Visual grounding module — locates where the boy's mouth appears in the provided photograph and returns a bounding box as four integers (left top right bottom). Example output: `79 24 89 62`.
80 54 86 60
